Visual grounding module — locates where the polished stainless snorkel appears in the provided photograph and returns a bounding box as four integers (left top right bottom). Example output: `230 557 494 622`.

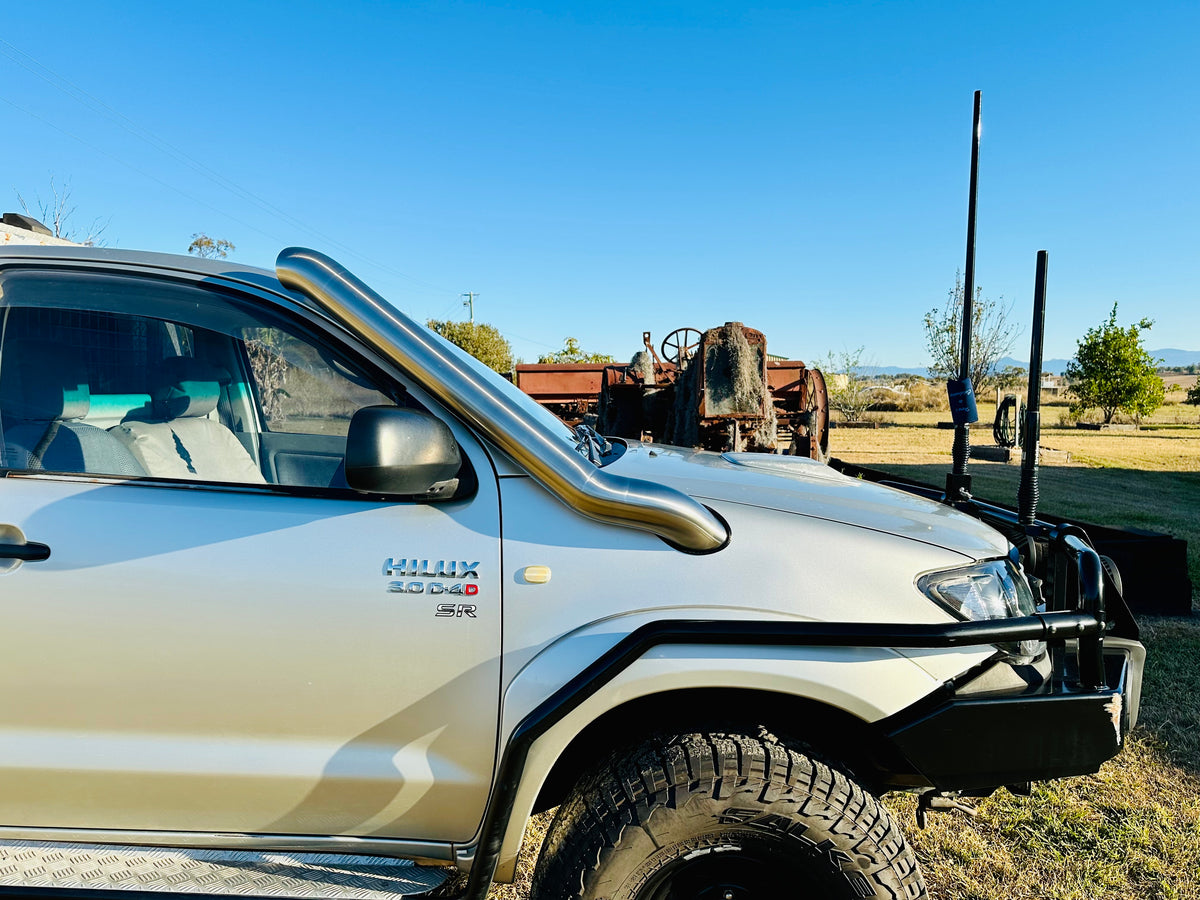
276 247 729 553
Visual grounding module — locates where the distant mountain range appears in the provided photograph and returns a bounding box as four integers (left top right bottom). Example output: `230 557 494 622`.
995 356 1073 376
1152 348 1200 368
861 348 1200 378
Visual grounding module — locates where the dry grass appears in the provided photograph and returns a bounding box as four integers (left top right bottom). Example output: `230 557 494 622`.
1162 374 1198 393
486 812 552 900
832 400 1200 468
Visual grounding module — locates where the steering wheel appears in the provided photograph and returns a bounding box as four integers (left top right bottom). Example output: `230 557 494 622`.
661 328 702 367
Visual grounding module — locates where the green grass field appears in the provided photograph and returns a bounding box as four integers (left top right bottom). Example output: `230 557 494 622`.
490 398 1200 899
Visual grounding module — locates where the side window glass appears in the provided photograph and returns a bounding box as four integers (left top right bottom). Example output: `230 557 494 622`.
243 328 392 436
0 307 190 477
0 270 446 495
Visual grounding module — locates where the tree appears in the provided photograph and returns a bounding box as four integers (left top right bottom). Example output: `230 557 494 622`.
1184 381 1200 406
538 337 614 364
188 233 235 259
1066 303 1164 423
816 346 876 423
245 337 290 422
16 177 109 245
427 319 514 373
994 365 1028 393
923 272 1018 395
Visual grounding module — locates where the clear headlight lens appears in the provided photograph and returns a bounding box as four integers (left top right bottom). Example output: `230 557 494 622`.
917 559 1044 665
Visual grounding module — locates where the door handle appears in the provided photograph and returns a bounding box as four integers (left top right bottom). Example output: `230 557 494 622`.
0 541 51 562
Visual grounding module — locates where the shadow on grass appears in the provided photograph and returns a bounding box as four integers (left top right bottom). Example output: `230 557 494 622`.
1135 425 1200 434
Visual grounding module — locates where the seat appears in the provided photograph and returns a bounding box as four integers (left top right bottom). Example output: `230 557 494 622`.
109 358 266 484
0 342 145 476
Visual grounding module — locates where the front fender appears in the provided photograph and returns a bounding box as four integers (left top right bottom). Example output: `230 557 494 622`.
482 610 949 882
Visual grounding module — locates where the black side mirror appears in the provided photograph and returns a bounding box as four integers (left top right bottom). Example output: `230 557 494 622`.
345 406 461 496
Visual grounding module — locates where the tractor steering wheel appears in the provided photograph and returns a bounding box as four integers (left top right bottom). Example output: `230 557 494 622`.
661 328 702 368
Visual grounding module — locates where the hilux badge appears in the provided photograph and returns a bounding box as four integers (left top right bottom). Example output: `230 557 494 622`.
383 558 479 578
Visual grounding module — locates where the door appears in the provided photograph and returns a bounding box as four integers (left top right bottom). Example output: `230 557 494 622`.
0 265 501 844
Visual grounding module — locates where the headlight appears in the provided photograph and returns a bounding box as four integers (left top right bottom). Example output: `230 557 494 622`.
917 559 1044 664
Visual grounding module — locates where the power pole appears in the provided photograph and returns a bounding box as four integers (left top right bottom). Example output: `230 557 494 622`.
461 292 478 323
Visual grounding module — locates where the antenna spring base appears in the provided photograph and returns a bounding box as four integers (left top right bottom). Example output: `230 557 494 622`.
1018 467 1040 526
951 425 971 476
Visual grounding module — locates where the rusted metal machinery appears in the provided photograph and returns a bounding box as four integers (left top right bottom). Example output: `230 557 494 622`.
763 358 830 459
510 363 609 425
515 324 829 460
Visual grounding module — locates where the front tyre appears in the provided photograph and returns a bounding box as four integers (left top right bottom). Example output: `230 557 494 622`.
529 732 925 900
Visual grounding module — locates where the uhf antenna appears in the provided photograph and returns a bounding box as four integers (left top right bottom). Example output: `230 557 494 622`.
946 90 983 503
1018 251 1048 526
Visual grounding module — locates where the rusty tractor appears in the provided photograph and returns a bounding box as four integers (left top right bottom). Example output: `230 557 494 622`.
515 324 829 461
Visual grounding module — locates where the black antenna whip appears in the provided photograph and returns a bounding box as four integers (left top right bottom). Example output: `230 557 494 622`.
946 90 982 502
1019 251 1048 526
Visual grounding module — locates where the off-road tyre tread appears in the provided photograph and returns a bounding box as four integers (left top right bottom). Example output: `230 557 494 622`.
529 731 925 900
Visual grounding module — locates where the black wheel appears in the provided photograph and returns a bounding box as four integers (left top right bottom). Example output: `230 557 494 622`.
529 732 926 900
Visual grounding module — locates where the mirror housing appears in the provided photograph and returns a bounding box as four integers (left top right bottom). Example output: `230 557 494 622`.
345 406 461 496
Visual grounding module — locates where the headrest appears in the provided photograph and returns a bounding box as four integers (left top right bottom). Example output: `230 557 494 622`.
0 342 91 421
152 358 223 419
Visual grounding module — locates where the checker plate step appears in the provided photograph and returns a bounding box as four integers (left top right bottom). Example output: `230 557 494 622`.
0 840 453 898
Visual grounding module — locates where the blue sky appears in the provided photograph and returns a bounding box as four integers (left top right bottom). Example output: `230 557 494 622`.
4 1 1197 367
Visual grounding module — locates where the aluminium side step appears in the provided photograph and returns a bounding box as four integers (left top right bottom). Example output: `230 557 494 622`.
0 841 455 899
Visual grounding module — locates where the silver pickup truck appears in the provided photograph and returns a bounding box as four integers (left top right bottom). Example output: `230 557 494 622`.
0 243 1144 900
